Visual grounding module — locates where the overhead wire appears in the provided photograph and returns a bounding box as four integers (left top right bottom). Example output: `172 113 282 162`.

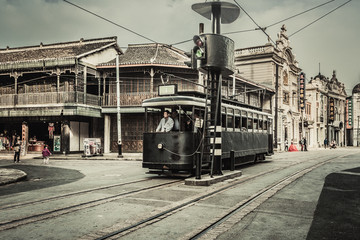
266 0 336 29
233 0 276 46
289 0 352 37
172 0 341 45
63 0 157 44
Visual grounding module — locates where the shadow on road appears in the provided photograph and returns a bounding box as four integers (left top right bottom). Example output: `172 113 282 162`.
0 164 85 196
307 166 360 240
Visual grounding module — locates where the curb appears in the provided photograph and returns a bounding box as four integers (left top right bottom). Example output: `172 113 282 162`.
0 168 27 186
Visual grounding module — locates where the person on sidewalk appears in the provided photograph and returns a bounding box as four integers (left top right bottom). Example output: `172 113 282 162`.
42 145 52 164
284 139 289 152
288 140 298 152
13 137 21 163
303 137 308 151
324 138 328 149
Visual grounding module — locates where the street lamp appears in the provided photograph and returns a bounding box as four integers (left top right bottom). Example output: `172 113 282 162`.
116 54 123 157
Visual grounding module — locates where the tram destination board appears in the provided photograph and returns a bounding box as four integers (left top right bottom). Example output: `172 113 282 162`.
158 84 177 96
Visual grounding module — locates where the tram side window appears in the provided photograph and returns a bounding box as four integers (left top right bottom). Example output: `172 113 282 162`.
264 120 268 131
248 118 253 132
235 116 241 131
227 109 234 131
221 114 226 130
259 118 263 132
241 117 247 131
221 107 226 130
253 114 258 131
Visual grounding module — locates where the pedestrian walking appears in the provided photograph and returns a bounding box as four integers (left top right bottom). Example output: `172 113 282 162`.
303 137 308 151
324 138 328 149
42 145 52 164
284 139 289 152
13 137 21 163
299 139 304 151
14 143 21 163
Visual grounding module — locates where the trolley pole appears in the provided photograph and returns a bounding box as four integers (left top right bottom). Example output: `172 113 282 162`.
116 54 123 158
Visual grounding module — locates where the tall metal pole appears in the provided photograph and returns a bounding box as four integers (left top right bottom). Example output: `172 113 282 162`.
210 3 222 175
116 54 123 157
192 1 240 176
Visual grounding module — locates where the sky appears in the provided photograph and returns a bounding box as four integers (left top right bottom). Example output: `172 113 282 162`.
1 0 359 93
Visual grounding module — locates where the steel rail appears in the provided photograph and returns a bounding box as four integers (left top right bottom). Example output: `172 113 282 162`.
0 179 182 231
93 154 335 239
189 152 356 239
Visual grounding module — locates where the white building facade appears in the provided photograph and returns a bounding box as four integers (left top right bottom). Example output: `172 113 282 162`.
234 25 302 150
307 71 347 148
346 84 360 146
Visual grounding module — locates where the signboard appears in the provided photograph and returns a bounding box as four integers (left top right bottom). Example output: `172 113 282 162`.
83 138 102 157
158 84 177 96
346 98 353 129
299 73 305 110
53 135 61 152
329 97 334 122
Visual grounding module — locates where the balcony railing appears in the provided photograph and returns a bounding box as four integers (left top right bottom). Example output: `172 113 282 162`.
0 92 101 107
102 92 157 107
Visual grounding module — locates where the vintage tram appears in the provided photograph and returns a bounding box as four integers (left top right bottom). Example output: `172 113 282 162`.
142 91 273 175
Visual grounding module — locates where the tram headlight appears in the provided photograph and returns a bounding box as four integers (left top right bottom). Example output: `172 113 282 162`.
157 143 164 150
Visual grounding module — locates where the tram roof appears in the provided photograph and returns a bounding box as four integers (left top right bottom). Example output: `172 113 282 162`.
142 95 272 117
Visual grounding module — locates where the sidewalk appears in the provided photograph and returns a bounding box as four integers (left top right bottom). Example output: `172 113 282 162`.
0 152 142 161
0 152 142 186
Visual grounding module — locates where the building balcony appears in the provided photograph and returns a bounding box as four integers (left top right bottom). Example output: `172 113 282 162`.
0 92 102 118
102 92 157 107
0 92 101 107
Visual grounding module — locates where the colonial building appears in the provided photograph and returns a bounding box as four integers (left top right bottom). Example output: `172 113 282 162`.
97 43 275 153
0 37 275 154
0 37 121 154
306 71 347 148
234 25 302 150
345 84 360 146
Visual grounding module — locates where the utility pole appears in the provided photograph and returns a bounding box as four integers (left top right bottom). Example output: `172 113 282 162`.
192 1 240 175
116 54 123 157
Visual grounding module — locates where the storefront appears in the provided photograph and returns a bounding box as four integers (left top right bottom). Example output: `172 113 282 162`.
0 117 96 154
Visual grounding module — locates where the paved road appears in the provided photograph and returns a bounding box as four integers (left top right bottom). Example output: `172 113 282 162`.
0 148 359 240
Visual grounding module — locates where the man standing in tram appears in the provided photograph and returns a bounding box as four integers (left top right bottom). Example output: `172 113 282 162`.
156 110 174 132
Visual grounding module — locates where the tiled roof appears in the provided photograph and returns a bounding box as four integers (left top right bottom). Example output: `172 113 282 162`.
0 37 121 64
99 43 189 67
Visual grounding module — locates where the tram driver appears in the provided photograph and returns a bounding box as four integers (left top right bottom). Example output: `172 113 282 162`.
156 110 174 132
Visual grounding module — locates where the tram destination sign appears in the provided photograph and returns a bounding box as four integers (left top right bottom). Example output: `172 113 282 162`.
158 84 178 96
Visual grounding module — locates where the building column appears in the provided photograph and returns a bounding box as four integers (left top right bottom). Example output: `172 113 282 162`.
83 66 87 104
97 75 101 105
61 121 70 154
150 68 154 95
21 122 28 156
75 68 78 103
102 74 107 105
10 72 21 105
57 68 61 103
104 115 111 153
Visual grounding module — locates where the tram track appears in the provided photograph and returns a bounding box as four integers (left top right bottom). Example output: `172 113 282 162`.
187 152 356 240
90 152 354 240
0 178 182 231
0 178 154 211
